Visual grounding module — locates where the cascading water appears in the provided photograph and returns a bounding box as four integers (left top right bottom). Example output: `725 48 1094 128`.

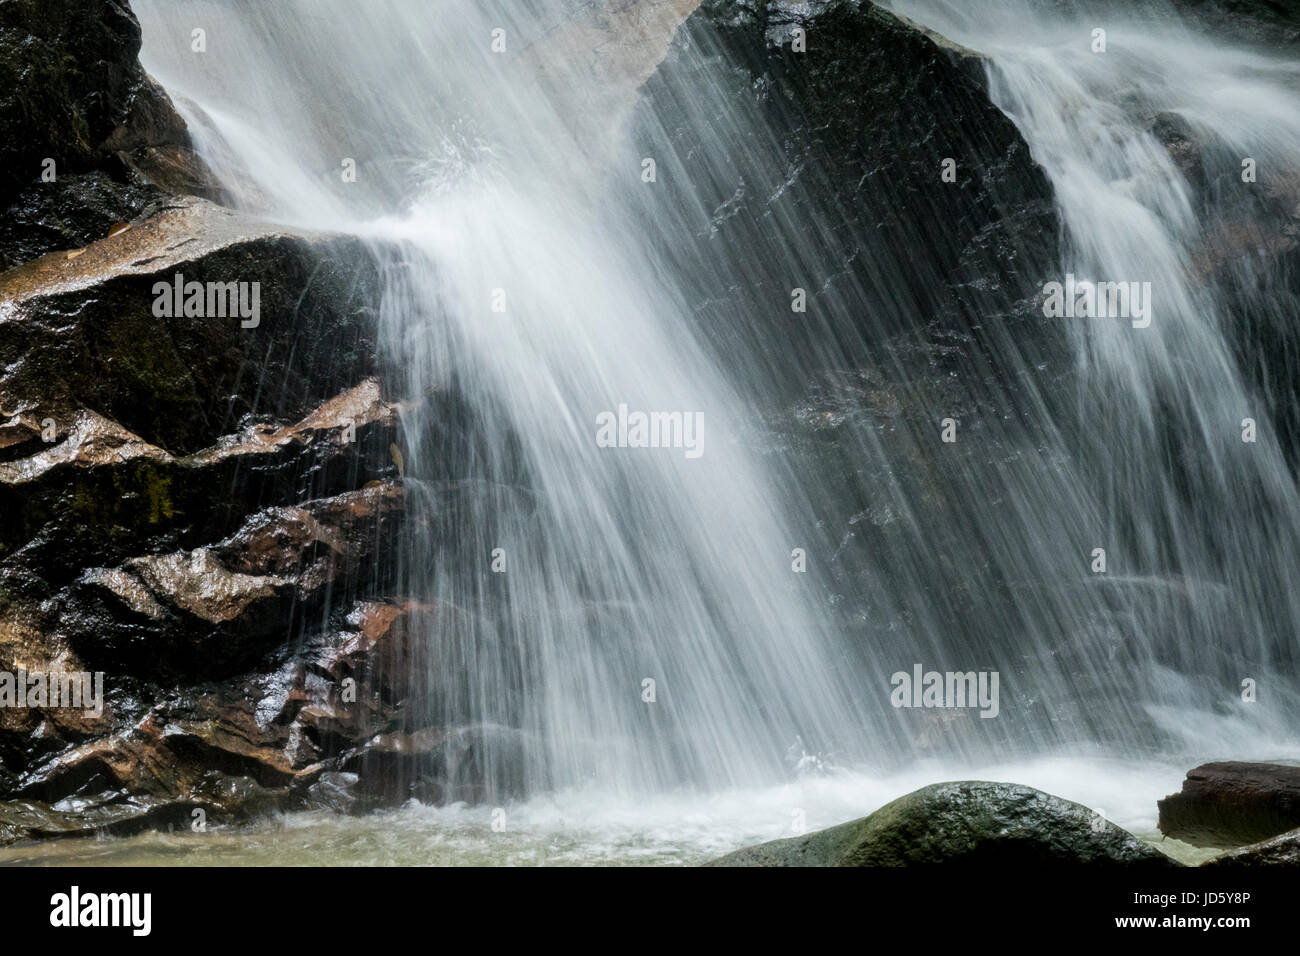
882 0 1300 750
77 0 1300 863
131 0 880 797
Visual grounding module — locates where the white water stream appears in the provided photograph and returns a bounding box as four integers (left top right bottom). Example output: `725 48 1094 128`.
25 0 1289 864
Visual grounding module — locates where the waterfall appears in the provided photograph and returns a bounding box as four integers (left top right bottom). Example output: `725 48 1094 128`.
132 0 878 796
883 0 1300 750
130 0 1300 820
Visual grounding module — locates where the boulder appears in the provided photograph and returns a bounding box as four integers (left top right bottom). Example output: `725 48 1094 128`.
632 0 1073 748
1158 762 1300 848
632 0 1063 385
708 781 1176 866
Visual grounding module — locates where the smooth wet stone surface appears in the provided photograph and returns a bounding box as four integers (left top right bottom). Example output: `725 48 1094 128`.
708 781 1180 866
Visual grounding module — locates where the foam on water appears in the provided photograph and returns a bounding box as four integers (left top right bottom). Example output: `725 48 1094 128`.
2 754 1267 866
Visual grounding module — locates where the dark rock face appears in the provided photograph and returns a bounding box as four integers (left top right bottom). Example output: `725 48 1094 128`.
0 172 165 274
0 0 213 270
0 0 537 843
1136 62 1300 471
59 481 406 681
633 0 1062 387
1158 762 1300 848
708 781 1176 866
1203 827 1300 866
0 188 483 842
1037 0 1298 45
632 0 1073 757
1170 0 1300 47
0 199 392 598
0 198 380 457
0 0 169 181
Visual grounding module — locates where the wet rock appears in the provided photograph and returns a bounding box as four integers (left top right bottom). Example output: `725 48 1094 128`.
524 0 703 150
0 4 475 838
0 0 214 269
0 477 452 846
0 662 524 842
2 699 303 841
335 724 527 807
708 781 1176 866
0 0 184 180
1203 827 1300 866
57 482 404 680
319 600 438 705
1170 0 1300 47
0 197 382 457
1127 16 1300 474
0 408 171 483
1158 762 1300 848
0 380 400 588
303 771 367 814
1042 0 1298 45
288 598 480 769
0 614 115 777
1152 112 1205 189
632 2 1071 724
633 0 1062 389
0 794 192 844
1194 169 1300 467
0 411 183 593
0 192 416 838
0 171 168 273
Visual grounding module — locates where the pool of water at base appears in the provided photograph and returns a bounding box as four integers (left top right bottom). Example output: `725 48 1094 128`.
0 756 1247 866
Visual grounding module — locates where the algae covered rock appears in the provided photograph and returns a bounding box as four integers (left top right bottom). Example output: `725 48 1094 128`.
709 781 1177 866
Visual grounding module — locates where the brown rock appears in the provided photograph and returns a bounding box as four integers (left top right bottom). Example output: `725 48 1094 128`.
1158 762 1300 848
0 379 399 577
328 600 438 704
0 409 172 487
0 197 382 457
57 482 404 679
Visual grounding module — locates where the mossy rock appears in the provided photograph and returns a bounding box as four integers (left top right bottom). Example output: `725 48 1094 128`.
708 781 1179 866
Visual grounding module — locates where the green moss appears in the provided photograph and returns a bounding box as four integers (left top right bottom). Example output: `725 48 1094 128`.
62 462 177 530
708 781 1179 866
140 466 175 524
